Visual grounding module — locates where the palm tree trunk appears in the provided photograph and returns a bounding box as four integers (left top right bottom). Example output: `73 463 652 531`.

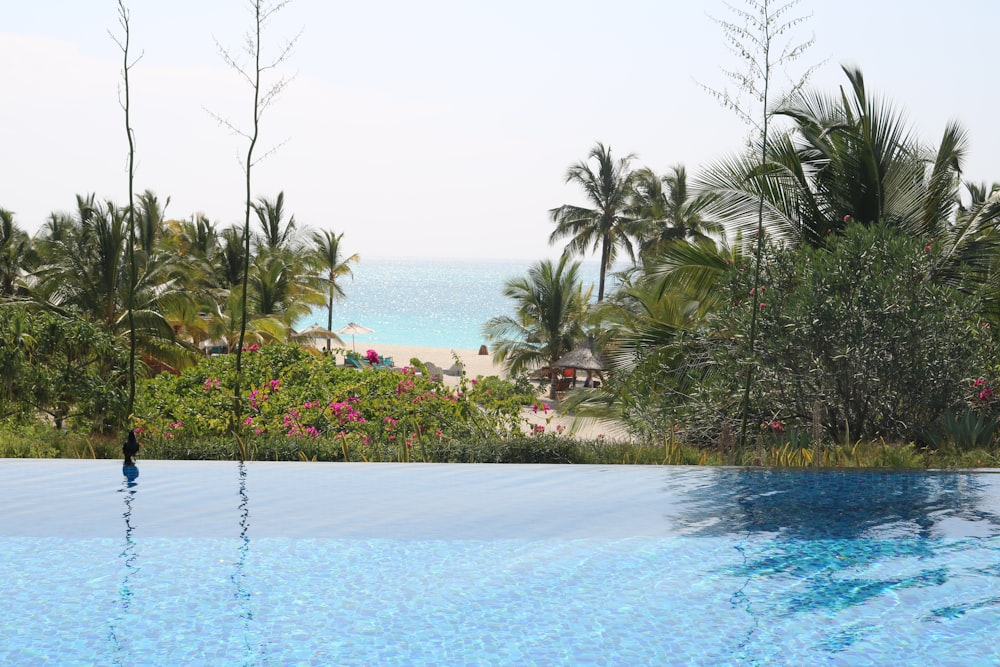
598 233 611 301
326 280 334 351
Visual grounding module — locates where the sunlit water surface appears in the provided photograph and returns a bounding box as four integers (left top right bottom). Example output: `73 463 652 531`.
3 461 1000 666
294 258 607 349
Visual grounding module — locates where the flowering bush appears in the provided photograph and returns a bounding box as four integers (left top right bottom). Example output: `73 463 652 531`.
134 344 535 459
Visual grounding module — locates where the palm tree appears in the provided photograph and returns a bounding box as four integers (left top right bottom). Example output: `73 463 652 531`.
483 256 591 399
309 229 359 351
0 209 31 299
698 65 997 253
35 199 128 326
218 226 248 290
202 287 286 353
571 238 737 422
253 191 297 254
135 190 170 255
33 198 189 375
248 252 325 330
550 142 639 301
631 166 721 259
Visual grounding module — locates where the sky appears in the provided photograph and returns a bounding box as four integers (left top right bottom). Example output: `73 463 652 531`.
2 1 999 261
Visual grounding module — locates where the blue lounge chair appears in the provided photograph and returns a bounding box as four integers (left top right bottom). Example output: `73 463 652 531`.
345 353 370 370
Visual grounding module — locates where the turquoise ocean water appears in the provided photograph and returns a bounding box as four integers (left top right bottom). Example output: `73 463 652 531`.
296 257 605 349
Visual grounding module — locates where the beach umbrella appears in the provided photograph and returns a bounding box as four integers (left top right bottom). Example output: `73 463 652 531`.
553 345 606 371
335 321 375 352
553 344 607 389
294 324 342 350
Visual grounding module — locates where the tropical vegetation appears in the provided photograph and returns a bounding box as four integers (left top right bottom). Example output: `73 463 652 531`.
5 64 1000 468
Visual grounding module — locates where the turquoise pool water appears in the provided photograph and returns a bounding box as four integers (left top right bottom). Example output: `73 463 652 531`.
2 461 1000 665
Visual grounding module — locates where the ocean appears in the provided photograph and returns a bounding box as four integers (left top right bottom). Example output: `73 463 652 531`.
295 257 606 349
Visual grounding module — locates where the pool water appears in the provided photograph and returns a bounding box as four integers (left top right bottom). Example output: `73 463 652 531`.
2 461 999 666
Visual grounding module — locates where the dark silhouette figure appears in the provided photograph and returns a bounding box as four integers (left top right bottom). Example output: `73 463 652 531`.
123 430 140 465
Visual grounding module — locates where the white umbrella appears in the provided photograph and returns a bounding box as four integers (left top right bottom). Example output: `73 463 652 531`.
335 322 375 352
294 324 342 350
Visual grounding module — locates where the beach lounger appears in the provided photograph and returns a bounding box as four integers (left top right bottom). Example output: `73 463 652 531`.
423 362 446 379
345 354 370 370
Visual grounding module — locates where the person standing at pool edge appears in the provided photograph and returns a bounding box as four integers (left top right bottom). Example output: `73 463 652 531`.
123 429 140 465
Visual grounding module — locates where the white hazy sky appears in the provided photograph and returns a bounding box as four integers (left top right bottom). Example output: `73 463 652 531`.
2 1 998 260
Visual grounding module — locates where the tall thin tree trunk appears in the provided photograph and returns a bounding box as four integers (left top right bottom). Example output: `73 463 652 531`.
737 46 771 453
233 0 263 432
114 1 138 430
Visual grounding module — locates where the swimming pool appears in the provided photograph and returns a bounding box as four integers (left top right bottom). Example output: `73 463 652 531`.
2 461 999 665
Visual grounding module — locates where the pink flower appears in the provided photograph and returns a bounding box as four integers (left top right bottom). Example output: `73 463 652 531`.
243 416 253 425
759 302 766 309
980 388 994 401
974 379 986 387
843 215 852 223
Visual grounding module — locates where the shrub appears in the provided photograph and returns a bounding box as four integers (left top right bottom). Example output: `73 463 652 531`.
133 345 534 458
695 223 1000 444
0 307 129 432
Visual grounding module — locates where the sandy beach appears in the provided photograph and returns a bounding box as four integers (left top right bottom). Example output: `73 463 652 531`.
321 341 630 441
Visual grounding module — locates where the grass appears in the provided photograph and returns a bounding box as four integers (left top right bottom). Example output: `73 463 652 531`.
2 424 999 467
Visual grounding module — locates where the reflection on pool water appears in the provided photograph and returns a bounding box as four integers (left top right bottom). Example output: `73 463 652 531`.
2 461 1000 666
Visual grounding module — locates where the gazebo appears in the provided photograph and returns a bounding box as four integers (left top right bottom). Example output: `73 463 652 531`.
553 344 607 389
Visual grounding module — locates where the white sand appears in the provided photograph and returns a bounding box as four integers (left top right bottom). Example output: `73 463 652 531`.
317 341 630 441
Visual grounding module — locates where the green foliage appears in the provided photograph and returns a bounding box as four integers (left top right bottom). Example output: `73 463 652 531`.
549 142 638 301
484 256 591 400
134 344 536 459
923 405 1000 453
0 420 121 458
0 305 128 431
696 223 999 444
